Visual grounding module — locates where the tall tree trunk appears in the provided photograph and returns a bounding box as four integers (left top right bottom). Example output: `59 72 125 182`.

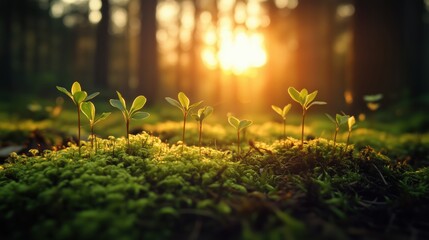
139 0 159 102
94 0 110 88
0 1 12 89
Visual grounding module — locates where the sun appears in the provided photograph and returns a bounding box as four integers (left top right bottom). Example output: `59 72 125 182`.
201 29 267 75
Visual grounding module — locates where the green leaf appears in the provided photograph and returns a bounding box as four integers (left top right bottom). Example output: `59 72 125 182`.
307 101 326 109
71 82 81 95
165 97 183 110
116 91 127 110
363 94 383 102
191 113 201 121
299 88 308 101
189 100 203 110
304 90 318 107
131 111 150 120
325 113 335 124
228 116 240 129
178 92 190 109
110 99 125 111
203 106 213 117
81 102 95 122
288 87 302 105
282 104 291 116
130 95 147 114
271 105 283 116
238 120 252 130
85 92 100 101
94 112 111 125
348 116 356 131
56 86 73 101
73 91 88 104
336 114 349 125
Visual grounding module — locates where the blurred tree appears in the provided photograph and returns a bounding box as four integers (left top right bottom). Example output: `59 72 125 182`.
0 1 12 88
94 0 110 88
139 0 158 102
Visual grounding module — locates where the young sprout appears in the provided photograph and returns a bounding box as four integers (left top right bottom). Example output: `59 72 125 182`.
56 81 99 156
288 87 326 146
110 91 150 150
228 115 253 155
81 101 111 150
271 104 292 142
363 93 383 111
192 106 213 153
165 92 203 150
345 116 356 152
325 113 349 148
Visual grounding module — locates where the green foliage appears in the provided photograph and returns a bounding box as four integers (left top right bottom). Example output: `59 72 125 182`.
110 91 150 149
56 81 99 156
326 113 349 147
165 92 202 149
288 87 326 146
81 101 111 150
345 116 356 152
191 106 213 150
272 104 292 142
228 115 252 154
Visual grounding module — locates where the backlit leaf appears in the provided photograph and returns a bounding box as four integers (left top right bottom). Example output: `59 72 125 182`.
73 91 87 104
131 111 150 120
189 100 203 110
288 87 302 105
165 97 182 110
81 102 95 122
363 94 383 102
56 86 73 101
116 91 127 110
85 92 100 101
325 113 335 124
304 91 318 107
348 116 356 131
238 120 253 130
94 112 111 125
178 92 190 109
307 101 326 109
282 104 292 116
228 116 240 129
109 99 125 111
71 82 81 95
271 105 283 116
130 95 147 114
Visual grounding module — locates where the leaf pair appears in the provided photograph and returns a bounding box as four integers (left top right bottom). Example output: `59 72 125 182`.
288 87 326 110
192 106 213 122
271 104 291 120
110 91 150 120
81 102 111 126
56 82 99 106
326 113 349 128
228 116 253 131
165 92 203 114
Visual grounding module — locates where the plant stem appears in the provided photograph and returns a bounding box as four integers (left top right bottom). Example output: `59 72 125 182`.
77 105 81 156
182 112 187 151
345 130 351 152
91 125 94 150
198 120 202 155
237 130 240 155
301 108 306 147
283 119 286 145
333 127 338 147
126 118 130 150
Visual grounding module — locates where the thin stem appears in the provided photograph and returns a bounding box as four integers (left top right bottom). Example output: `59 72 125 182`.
91 124 94 150
77 105 81 156
126 118 130 149
345 130 351 152
198 120 202 155
283 119 286 144
301 108 306 147
237 130 240 155
333 127 338 147
181 112 188 151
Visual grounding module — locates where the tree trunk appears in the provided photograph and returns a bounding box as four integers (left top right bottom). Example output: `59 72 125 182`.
0 1 12 88
94 0 110 88
139 0 159 102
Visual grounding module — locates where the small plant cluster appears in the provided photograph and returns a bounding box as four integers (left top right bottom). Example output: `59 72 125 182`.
57 82 358 155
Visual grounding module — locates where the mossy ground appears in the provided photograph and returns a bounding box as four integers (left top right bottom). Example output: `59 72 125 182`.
1 127 429 240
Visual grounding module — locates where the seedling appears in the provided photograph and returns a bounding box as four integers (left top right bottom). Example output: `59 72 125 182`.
271 104 292 142
228 115 252 155
110 91 150 150
288 87 326 146
192 106 213 153
325 113 349 148
345 116 356 152
56 81 99 156
363 94 383 111
81 101 111 151
165 92 203 150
